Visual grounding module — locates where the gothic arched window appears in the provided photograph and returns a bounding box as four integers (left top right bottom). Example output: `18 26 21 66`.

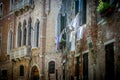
34 19 40 47
23 20 27 45
7 29 13 54
18 23 22 47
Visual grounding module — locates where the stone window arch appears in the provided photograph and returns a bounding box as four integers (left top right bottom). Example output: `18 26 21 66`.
48 61 55 74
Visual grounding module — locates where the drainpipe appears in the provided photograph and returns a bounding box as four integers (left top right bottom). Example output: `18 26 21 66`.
41 0 46 80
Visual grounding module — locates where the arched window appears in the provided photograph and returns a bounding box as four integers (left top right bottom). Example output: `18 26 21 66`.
8 30 13 52
34 19 40 47
28 17 32 45
20 65 24 76
48 61 55 74
23 20 27 45
18 23 22 47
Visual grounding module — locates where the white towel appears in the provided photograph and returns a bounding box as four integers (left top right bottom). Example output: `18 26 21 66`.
72 13 79 32
77 25 85 40
69 31 75 51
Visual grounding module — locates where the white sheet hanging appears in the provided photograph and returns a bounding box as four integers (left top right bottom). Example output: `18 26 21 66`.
69 31 75 51
77 24 86 40
72 13 79 32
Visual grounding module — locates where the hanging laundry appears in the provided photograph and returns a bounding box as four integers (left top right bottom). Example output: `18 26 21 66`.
59 34 62 42
69 30 76 51
55 34 62 50
72 13 79 32
77 24 86 40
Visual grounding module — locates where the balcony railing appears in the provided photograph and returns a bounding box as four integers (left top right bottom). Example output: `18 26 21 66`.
11 0 31 11
10 46 31 61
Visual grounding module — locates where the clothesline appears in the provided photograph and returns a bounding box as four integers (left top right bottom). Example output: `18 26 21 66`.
56 12 86 51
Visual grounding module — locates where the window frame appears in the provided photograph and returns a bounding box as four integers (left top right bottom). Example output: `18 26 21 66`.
74 0 79 15
76 0 87 25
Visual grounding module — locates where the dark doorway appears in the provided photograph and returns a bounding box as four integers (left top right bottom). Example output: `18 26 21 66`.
31 66 39 80
75 56 80 80
0 70 8 80
56 69 58 80
105 43 114 80
63 64 65 80
83 53 88 80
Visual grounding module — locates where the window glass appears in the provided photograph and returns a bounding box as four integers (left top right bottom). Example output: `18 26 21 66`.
75 0 79 15
36 23 39 47
28 18 32 45
0 3 3 17
18 23 22 47
23 28 27 45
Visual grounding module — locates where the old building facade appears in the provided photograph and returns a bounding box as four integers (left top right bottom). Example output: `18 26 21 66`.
0 0 14 80
0 0 120 80
0 0 63 80
59 0 120 80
